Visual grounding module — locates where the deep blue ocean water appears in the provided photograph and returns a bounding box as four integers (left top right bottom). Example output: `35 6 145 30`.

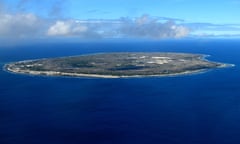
0 39 240 144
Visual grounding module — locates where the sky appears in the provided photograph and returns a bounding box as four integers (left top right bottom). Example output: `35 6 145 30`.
1 0 240 44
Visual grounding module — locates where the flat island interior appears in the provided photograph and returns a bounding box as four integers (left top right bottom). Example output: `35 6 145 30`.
5 52 233 78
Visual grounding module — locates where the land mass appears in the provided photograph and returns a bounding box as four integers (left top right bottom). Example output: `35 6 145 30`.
4 52 233 78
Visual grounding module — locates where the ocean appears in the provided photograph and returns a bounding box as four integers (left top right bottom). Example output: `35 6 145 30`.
0 39 240 144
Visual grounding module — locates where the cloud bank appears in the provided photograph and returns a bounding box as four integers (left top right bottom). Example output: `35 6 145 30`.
185 23 240 37
119 15 189 39
0 13 44 38
45 15 189 39
1 0 240 44
0 1 190 41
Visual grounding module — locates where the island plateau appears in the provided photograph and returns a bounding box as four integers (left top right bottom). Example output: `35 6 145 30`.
4 53 233 78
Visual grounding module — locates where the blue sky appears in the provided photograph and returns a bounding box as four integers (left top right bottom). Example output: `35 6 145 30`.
4 0 240 24
68 0 240 24
1 0 240 43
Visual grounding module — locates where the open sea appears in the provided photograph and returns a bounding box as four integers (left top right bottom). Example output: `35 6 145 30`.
0 39 240 144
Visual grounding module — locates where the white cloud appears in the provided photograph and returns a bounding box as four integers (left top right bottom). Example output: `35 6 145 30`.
46 15 190 39
47 21 88 36
119 15 189 39
0 9 189 41
172 25 189 38
0 1 191 45
0 13 43 38
47 21 70 36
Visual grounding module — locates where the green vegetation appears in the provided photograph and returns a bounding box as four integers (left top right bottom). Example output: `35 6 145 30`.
5 52 230 78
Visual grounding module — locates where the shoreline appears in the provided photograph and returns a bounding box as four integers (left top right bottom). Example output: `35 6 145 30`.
4 63 234 79
3 52 235 79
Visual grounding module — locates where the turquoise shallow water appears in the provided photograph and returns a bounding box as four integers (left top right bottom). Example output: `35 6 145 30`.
0 40 240 144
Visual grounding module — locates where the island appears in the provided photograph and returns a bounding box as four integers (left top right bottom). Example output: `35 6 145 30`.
4 52 233 78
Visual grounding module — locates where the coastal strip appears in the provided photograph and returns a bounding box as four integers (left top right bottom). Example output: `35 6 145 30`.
3 52 235 78
4 63 234 79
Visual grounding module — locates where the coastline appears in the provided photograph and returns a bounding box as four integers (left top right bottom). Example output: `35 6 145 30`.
4 62 234 79
3 52 235 79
